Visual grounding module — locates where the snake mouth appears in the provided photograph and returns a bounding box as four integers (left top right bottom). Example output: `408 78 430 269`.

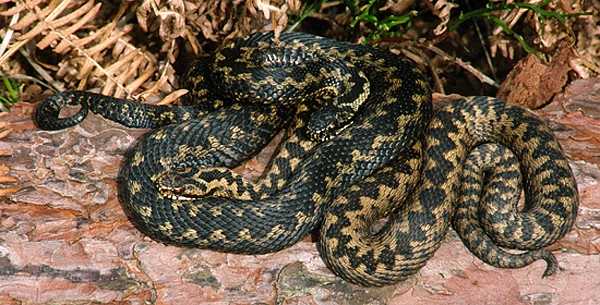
307 123 337 142
156 167 249 201
155 168 210 200
306 109 356 143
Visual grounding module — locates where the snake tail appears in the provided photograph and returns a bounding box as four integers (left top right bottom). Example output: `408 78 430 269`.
35 91 203 130
318 96 578 286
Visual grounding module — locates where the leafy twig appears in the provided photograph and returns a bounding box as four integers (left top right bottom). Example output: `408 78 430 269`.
350 0 416 44
449 0 591 58
0 75 23 110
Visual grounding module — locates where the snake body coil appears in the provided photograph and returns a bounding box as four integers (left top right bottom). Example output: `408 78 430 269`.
35 32 578 287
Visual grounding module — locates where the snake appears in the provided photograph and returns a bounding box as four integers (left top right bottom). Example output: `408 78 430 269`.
35 31 578 287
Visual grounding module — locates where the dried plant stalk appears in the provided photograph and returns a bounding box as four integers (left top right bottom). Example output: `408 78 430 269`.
0 0 290 101
1 0 164 99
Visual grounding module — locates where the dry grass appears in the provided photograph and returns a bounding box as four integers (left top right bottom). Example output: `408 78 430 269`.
0 0 597 104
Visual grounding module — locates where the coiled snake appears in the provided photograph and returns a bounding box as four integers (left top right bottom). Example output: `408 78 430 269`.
35 31 578 287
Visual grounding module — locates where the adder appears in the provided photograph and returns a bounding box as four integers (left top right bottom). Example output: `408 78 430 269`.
35 31 578 286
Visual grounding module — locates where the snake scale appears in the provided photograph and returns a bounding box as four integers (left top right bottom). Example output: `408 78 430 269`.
35 31 578 287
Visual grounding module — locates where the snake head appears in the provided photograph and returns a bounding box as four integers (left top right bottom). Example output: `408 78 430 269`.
156 168 206 200
307 108 340 142
156 167 241 200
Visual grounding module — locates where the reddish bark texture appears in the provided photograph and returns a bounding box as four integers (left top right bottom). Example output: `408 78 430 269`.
1 79 599 304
